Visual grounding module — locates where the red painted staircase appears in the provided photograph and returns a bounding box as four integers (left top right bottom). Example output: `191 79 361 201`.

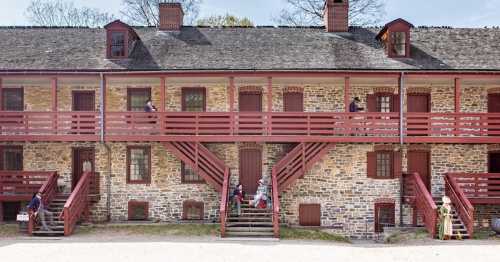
162 142 231 236
270 142 335 237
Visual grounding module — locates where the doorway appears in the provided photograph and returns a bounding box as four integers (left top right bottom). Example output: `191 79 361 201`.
72 91 96 134
488 94 500 136
407 94 430 136
408 150 431 191
72 148 95 190
239 147 262 194
489 152 500 173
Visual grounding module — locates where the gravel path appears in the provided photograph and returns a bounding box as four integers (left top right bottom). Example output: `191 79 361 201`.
1 238 499 262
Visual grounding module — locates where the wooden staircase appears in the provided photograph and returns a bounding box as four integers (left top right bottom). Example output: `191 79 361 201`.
32 193 69 236
270 142 335 237
162 142 231 237
225 196 274 238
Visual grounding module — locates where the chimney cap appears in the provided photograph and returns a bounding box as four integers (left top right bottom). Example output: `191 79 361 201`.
159 2 184 14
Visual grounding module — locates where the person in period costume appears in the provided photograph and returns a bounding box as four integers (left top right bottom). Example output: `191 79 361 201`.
251 179 269 209
439 196 453 240
231 184 245 216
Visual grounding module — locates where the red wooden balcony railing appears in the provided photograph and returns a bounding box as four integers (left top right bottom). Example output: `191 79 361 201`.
0 171 57 201
403 172 438 237
60 171 92 236
1 111 499 143
219 167 231 237
444 173 475 237
445 173 500 204
0 111 100 141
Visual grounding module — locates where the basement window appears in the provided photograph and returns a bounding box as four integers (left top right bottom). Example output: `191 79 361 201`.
128 201 149 220
183 201 204 220
374 202 395 232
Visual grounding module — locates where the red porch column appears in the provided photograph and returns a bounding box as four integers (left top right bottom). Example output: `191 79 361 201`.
267 76 273 112
344 76 350 112
228 77 235 112
0 77 3 110
454 78 461 113
51 77 58 111
160 77 166 112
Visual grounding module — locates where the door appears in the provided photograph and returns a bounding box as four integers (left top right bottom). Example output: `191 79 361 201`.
72 91 96 134
72 148 95 190
489 152 500 173
408 151 431 190
239 92 262 135
407 94 430 136
488 94 500 136
239 148 262 194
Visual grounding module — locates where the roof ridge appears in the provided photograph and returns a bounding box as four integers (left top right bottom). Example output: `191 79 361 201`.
0 26 92 29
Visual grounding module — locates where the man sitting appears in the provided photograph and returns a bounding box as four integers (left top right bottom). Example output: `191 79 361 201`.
27 192 54 231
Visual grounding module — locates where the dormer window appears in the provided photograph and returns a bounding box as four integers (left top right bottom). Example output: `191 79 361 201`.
104 20 139 59
391 32 406 56
110 31 126 58
376 18 413 58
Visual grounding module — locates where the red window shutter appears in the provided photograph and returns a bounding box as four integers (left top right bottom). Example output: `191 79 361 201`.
392 151 402 178
392 94 400 112
367 94 377 112
367 152 376 178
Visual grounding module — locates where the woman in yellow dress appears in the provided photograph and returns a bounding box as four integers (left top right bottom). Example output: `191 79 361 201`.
439 196 453 240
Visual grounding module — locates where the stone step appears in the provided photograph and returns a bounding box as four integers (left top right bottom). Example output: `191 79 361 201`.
32 230 64 236
226 227 273 232
240 208 272 213
225 231 275 237
227 222 274 227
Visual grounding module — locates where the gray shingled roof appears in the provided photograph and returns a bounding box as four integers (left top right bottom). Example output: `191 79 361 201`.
1 26 500 71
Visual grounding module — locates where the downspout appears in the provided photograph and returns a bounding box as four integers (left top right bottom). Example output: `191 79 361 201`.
399 72 405 227
99 73 112 221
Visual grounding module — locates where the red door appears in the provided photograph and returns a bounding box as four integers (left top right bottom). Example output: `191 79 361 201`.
72 148 95 190
488 94 500 136
407 94 430 136
72 91 96 134
239 92 262 135
239 93 262 112
408 151 431 190
239 148 262 194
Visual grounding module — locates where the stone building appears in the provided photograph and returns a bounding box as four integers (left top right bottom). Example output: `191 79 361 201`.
0 1 499 239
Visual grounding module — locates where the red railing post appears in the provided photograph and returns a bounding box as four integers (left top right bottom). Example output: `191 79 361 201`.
220 167 230 237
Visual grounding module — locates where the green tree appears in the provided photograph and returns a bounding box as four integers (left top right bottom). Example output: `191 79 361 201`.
197 14 254 27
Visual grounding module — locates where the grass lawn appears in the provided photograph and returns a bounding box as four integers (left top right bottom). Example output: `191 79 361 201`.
280 227 351 243
0 224 20 237
75 223 220 237
472 228 499 240
384 228 430 244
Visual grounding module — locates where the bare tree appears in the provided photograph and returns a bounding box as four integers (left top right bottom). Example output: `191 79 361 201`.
121 0 202 26
275 0 385 26
197 14 254 27
25 0 115 27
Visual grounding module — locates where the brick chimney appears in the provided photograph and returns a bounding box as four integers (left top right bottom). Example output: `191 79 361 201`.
159 2 184 31
324 0 349 32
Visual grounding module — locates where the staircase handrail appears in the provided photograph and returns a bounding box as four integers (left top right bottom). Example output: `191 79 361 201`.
219 167 231 237
28 171 58 235
60 171 92 236
410 172 438 237
271 168 280 238
444 173 475 237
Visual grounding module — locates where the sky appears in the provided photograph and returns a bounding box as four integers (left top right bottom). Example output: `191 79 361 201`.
0 0 499 27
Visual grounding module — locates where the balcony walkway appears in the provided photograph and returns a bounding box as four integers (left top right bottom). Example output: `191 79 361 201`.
0 111 499 143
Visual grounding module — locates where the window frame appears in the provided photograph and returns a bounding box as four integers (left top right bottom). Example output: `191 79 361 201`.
181 162 205 184
375 93 393 113
127 88 151 111
182 200 204 220
1 87 24 111
128 201 149 220
283 92 304 112
107 30 128 59
0 145 23 171
126 146 151 184
181 87 206 112
390 31 407 57
374 202 395 233
375 150 394 179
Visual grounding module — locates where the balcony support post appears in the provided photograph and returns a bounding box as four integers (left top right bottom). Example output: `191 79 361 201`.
344 76 350 112
160 77 166 112
99 73 106 142
267 77 273 135
455 78 461 113
51 77 58 132
399 73 405 145
0 77 3 110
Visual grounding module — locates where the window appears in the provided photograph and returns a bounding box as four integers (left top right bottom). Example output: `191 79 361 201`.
181 162 204 183
182 201 204 220
299 204 321 226
391 32 406 57
0 146 23 171
376 95 392 113
127 88 151 111
182 88 206 112
110 31 126 58
283 92 304 112
376 151 392 178
2 88 23 111
375 202 395 232
128 201 148 220
126 146 151 184
367 149 401 179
